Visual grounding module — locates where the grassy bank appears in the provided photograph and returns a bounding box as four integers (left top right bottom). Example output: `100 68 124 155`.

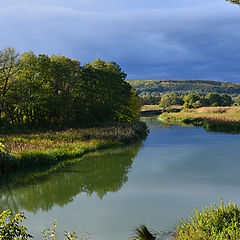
0 121 148 174
133 199 240 240
159 107 240 133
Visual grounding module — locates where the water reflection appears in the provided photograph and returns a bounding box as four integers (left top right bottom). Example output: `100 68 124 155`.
0 143 142 213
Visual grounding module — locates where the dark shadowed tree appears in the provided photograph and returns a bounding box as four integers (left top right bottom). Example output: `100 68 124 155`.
220 94 233 106
206 93 222 107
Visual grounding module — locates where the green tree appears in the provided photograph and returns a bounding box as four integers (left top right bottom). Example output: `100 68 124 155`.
183 93 201 109
206 93 222 106
234 95 240 106
81 59 133 123
220 93 233 106
13 52 53 125
0 48 141 127
159 93 178 110
50 55 82 125
0 47 21 120
116 88 142 122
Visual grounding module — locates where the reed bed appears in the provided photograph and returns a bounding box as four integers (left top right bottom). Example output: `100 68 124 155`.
0 121 148 174
160 107 240 124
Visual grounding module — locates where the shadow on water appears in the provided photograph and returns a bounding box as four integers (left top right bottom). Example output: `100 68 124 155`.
0 142 142 213
154 114 240 134
203 121 240 134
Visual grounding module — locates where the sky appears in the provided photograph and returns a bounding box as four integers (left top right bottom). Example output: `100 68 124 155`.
0 0 240 82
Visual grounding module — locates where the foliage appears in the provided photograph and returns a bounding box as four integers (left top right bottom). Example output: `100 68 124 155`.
159 93 178 110
206 93 223 107
183 93 201 109
182 93 233 109
0 47 21 121
133 200 240 240
0 48 141 128
128 79 240 101
132 225 156 240
220 93 233 106
0 142 6 153
226 0 240 5
0 209 32 239
42 220 57 240
176 199 240 240
0 210 90 240
233 95 240 106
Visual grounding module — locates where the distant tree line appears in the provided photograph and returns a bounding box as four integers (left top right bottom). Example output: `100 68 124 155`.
159 92 239 110
0 47 141 128
128 79 240 105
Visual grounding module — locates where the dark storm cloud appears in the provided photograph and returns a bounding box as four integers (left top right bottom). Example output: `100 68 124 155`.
0 1 239 81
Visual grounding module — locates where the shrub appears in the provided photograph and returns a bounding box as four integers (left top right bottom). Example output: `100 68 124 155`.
0 210 32 239
175 199 240 240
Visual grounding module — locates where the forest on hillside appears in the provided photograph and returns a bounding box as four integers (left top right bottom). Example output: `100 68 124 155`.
128 79 240 104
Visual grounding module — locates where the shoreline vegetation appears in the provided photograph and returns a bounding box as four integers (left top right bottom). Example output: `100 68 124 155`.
0 47 148 174
0 47 149 181
0 121 148 174
158 107 240 133
2 199 240 240
133 199 240 240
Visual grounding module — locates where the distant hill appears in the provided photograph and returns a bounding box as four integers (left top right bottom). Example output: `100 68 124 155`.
128 79 240 97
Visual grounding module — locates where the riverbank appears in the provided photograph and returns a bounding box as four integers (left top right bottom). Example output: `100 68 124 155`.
0 121 148 174
141 105 182 116
159 107 240 133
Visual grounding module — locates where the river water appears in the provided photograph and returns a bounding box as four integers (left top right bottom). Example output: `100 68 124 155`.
1 117 240 239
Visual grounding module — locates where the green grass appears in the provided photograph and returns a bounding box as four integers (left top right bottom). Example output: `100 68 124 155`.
0 121 148 174
133 199 240 240
175 199 240 240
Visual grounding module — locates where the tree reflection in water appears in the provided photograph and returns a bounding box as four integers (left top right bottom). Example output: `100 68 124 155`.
0 143 142 213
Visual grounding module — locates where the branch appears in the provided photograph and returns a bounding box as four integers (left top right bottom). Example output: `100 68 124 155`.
226 0 240 5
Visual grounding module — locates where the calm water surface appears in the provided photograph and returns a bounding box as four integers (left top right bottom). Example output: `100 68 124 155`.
1 117 240 239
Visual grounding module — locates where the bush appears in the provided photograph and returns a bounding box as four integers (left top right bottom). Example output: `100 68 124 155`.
0 210 32 239
176 199 240 240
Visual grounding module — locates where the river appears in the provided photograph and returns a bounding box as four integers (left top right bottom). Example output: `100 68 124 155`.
1 117 240 239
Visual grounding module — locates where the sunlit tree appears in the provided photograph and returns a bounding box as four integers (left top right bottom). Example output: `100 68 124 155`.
0 47 21 120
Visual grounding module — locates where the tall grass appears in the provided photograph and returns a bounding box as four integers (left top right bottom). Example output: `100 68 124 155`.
159 107 240 133
0 122 148 174
175 199 240 240
133 199 240 240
